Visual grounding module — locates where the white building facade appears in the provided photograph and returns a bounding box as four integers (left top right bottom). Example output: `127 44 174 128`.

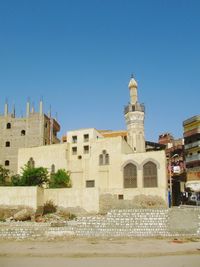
18 77 168 212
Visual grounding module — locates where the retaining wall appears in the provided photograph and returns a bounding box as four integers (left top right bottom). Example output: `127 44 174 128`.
0 208 200 240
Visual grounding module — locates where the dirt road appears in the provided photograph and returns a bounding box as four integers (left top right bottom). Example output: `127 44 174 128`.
0 237 200 267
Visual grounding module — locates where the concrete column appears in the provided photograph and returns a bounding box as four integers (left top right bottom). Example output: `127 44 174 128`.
4 102 8 116
39 100 43 115
26 101 30 117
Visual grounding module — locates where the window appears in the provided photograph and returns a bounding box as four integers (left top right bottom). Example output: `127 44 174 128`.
83 145 89 154
84 134 89 142
72 135 77 143
105 154 109 165
5 141 10 147
99 150 110 165
143 161 157 188
21 130 26 136
6 123 11 129
5 160 10 166
72 147 77 155
124 163 137 188
86 180 95 187
51 164 55 174
118 194 124 200
99 154 103 165
28 157 35 168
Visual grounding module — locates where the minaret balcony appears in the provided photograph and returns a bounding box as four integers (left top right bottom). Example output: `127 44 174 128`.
124 103 145 115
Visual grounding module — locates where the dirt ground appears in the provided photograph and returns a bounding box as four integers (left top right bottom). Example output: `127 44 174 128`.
0 237 200 267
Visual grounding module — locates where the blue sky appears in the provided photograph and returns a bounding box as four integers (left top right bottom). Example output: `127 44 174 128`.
0 0 199 141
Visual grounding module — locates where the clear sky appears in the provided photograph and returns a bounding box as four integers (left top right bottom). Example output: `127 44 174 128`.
0 0 199 141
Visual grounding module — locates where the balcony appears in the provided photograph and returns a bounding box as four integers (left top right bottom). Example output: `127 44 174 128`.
124 103 145 115
186 153 200 163
185 140 200 150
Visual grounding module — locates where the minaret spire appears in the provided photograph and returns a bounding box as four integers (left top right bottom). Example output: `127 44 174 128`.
128 74 138 105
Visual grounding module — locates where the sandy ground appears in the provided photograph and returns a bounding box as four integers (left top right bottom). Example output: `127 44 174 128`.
0 237 200 267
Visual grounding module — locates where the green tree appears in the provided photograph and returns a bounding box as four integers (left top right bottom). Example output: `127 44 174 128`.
0 165 10 185
49 169 71 188
19 164 49 187
11 174 22 186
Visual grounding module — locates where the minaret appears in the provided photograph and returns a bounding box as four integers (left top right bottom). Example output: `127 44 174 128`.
124 75 145 152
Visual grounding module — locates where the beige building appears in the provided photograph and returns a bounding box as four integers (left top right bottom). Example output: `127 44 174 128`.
18 77 168 211
0 101 60 174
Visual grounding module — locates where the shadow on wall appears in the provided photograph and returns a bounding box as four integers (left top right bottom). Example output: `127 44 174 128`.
99 194 167 214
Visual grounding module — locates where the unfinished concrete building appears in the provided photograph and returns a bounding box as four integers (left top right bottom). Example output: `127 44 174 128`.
0 101 60 174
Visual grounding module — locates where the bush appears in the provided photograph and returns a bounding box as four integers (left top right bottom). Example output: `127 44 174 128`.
43 200 57 215
17 165 49 187
11 175 22 186
57 208 77 220
49 169 71 188
0 165 10 186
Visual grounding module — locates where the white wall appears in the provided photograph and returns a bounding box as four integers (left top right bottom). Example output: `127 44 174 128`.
18 143 68 174
44 188 99 213
0 186 44 210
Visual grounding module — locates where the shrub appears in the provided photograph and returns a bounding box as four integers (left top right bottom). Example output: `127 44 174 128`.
69 213 77 220
19 165 49 187
43 200 57 215
49 169 71 188
57 209 77 220
11 174 22 186
0 165 10 186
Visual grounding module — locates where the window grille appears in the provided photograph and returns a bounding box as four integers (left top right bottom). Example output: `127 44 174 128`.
143 161 158 188
124 163 137 188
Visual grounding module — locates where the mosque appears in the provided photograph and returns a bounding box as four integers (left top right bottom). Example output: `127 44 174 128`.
17 77 168 212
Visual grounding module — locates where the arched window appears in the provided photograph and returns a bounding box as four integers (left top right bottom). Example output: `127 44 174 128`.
105 154 109 165
99 154 103 165
5 160 10 166
51 164 55 174
124 163 137 188
143 161 157 188
5 141 10 147
6 123 11 129
99 150 110 166
21 130 26 136
28 157 35 168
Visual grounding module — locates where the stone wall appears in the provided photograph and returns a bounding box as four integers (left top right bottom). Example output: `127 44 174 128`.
0 208 200 240
74 209 170 237
73 208 200 237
